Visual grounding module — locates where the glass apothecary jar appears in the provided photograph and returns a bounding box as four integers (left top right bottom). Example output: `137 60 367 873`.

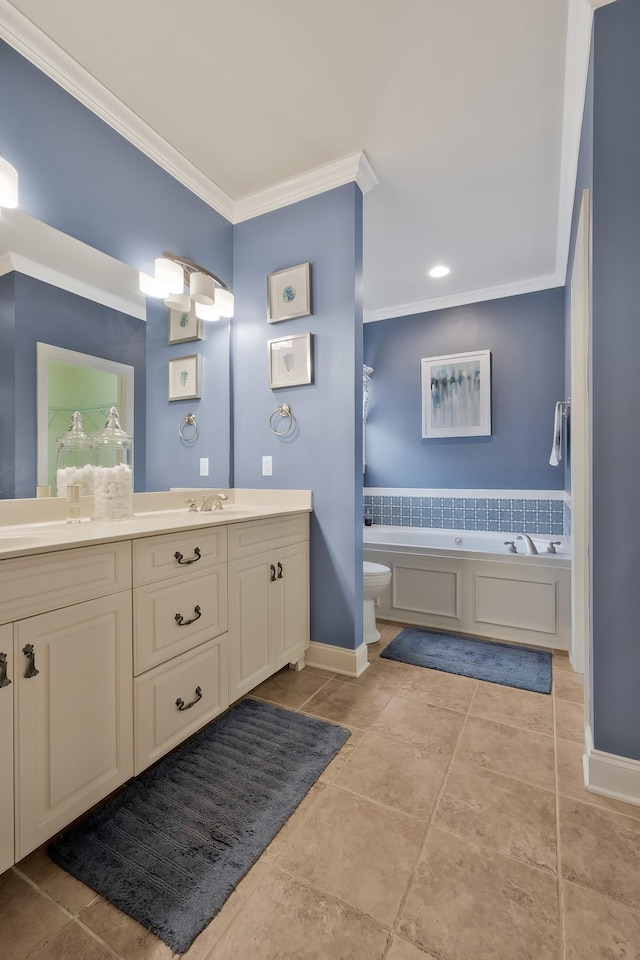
55 411 93 498
92 406 133 520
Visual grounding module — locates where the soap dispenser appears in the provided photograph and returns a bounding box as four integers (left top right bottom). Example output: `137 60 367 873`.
92 406 133 519
55 411 93 499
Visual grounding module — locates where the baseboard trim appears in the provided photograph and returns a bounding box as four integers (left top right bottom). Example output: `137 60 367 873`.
305 641 369 678
584 725 640 807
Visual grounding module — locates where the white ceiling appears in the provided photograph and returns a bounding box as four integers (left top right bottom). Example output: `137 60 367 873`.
2 0 592 321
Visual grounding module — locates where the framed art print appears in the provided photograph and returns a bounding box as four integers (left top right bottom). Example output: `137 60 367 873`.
168 354 202 401
268 333 312 388
267 262 311 323
421 349 491 437
168 305 203 344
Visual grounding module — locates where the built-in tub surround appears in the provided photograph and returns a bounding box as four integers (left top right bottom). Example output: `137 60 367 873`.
364 525 570 651
364 488 568 536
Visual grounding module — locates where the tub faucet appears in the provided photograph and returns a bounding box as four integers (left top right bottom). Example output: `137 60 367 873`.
200 492 229 511
516 534 538 555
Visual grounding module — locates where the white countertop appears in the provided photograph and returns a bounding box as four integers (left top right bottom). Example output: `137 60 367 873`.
0 489 312 560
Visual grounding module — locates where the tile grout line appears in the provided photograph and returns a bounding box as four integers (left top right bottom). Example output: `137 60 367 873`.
10 867 126 960
388 678 480 945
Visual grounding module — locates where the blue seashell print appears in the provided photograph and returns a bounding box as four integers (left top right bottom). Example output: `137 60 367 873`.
180 370 189 386
282 285 296 303
283 353 295 371
179 313 189 328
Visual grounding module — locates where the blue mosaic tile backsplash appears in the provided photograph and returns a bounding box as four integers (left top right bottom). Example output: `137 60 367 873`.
364 495 565 535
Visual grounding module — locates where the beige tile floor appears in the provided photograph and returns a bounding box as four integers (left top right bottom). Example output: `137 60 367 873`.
4 620 640 960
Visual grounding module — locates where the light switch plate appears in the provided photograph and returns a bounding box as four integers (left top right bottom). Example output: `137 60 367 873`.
199 458 209 476
262 456 272 476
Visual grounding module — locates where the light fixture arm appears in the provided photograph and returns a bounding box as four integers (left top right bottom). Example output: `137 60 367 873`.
162 251 228 290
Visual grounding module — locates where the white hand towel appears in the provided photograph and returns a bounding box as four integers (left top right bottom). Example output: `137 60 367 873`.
549 401 562 466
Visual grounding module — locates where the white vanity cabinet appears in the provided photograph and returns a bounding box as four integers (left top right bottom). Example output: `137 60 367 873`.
228 514 309 700
0 542 133 861
0 628 14 874
133 527 230 774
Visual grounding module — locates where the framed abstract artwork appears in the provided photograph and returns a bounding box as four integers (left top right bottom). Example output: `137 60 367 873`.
421 349 491 437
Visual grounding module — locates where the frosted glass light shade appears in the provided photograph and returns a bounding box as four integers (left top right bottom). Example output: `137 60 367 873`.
215 288 234 318
0 156 19 208
190 271 216 305
195 302 220 321
139 271 169 298
155 257 183 294
165 292 191 312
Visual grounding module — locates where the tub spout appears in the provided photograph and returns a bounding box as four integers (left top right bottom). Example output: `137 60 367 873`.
516 534 538 554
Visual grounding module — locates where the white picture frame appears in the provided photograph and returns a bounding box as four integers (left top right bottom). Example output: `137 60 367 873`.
268 333 312 389
168 305 203 344
267 262 311 323
421 349 491 437
168 354 202 401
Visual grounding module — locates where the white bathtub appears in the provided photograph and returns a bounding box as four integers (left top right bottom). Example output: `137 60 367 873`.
364 526 571 650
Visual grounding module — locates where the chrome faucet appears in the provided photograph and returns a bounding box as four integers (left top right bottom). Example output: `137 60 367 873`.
200 492 229 512
516 534 538 555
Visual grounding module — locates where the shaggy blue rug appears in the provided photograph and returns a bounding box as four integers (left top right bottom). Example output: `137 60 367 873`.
49 699 349 954
381 628 552 694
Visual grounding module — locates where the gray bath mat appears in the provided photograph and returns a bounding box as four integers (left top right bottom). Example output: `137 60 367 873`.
381 628 552 693
49 698 350 954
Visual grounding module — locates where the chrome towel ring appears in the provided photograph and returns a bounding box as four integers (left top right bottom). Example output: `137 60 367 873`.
179 413 199 442
269 403 294 436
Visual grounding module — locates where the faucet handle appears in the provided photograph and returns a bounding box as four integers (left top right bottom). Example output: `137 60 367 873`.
504 540 517 554
547 541 562 554
185 499 198 513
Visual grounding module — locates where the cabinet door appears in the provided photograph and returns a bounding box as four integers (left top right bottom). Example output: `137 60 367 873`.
273 541 310 667
0 626 14 872
228 552 273 699
14 592 133 859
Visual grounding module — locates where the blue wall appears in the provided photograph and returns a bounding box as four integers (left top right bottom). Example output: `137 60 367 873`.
590 0 640 760
364 289 566 490
233 186 364 651
0 39 233 492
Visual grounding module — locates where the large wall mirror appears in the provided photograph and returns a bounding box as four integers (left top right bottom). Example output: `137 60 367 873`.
0 209 231 499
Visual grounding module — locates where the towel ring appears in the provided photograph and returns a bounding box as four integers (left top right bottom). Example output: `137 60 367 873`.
269 403 294 436
179 413 199 442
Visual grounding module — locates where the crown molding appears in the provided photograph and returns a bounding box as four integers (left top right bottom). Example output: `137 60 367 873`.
363 271 563 323
0 1 235 222
588 0 617 8
234 152 377 224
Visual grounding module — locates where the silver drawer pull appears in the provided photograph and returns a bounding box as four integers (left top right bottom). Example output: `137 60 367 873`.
22 644 39 679
0 652 10 689
174 547 201 565
176 686 202 711
175 605 202 627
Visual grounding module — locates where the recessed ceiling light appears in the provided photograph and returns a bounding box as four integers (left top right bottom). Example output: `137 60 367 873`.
428 264 451 278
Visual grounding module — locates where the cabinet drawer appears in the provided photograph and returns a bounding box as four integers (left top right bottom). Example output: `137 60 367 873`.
133 526 227 586
228 513 309 560
134 566 228 674
135 633 229 773
0 542 132 624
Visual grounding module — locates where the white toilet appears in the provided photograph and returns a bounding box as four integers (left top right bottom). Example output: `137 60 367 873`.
363 561 392 644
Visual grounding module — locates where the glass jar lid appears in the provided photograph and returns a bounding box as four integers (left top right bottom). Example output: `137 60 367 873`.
92 406 132 447
56 411 92 448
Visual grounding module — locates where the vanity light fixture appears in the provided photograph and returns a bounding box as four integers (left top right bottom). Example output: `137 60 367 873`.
139 252 234 318
0 154 19 209
428 264 451 278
